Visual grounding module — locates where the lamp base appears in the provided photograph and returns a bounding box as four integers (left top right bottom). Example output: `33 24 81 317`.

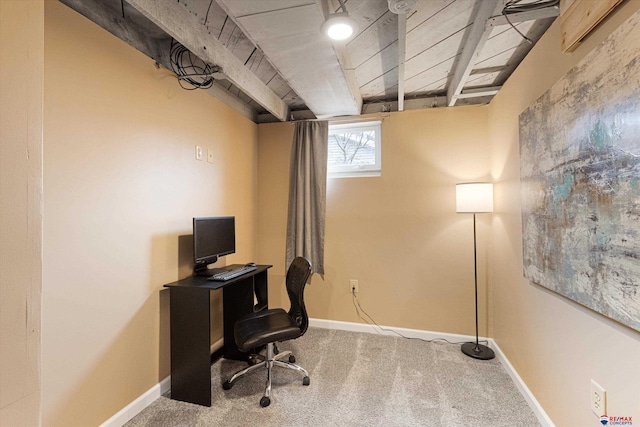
461 342 495 360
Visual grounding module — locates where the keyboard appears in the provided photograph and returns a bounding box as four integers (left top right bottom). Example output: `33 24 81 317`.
208 265 257 281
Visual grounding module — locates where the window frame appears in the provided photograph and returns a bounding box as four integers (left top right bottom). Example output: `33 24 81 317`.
327 120 382 178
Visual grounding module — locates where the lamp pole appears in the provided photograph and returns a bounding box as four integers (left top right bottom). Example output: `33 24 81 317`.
456 182 495 360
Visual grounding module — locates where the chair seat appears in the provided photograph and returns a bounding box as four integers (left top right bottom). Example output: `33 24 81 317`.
234 308 302 352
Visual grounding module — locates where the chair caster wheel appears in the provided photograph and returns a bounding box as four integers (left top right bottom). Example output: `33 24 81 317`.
222 380 232 390
289 355 296 363
303 376 310 386
260 396 271 407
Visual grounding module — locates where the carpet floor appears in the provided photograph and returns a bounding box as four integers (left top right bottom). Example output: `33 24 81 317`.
125 327 540 427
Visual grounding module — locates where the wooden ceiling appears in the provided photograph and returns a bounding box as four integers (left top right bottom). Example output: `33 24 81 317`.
60 0 559 122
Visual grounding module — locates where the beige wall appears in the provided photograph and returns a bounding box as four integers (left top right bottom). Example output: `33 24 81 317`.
42 2 258 426
0 1 44 426
258 107 493 336
488 2 640 426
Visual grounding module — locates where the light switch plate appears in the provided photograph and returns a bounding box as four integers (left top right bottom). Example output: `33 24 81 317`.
195 145 203 160
207 148 214 163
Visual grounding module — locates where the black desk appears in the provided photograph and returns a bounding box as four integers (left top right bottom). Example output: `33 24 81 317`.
164 264 272 406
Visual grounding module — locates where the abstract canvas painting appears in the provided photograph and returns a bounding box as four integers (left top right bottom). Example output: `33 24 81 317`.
519 10 640 331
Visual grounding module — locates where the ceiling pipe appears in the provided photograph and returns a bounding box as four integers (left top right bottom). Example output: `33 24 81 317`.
388 0 417 112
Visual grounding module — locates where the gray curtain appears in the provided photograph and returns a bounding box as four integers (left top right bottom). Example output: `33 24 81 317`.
286 121 328 275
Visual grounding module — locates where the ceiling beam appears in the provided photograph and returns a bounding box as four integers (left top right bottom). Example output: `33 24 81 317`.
258 96 448 122
331 44 364 116
457 85 502 99
320 0 363 116
257 87 502 122
446 0 501 107
487 5 559 27
471 65 505 75
126 0 289 121
362 96 448 114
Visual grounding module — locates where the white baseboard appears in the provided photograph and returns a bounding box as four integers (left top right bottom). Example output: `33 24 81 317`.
99 376 170 427
489 338 555 427
309 318 482 342
101 337 225 427
101 319 553 427
309 318 554 427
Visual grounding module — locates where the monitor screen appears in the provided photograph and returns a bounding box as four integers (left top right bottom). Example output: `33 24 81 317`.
193 217 235 271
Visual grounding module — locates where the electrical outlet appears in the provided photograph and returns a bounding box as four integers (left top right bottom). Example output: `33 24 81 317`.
195 145 203 160
591 379 607 416
349 279 359 294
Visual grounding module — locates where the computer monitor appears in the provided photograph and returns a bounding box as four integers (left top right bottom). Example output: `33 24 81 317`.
193 216 235 276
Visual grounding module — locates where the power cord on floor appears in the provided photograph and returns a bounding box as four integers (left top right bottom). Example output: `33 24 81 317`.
351 289 489 346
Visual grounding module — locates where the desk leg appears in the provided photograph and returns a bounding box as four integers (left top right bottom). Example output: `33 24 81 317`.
170 287 211 406
222 278 255 360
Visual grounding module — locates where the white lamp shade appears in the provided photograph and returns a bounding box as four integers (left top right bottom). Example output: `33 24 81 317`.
322 13 358 41
456 183 494 213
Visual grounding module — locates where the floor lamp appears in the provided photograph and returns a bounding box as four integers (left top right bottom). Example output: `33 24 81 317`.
456 182 495 360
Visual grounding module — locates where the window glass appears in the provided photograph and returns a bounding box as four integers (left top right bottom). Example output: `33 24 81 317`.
327 121 381 178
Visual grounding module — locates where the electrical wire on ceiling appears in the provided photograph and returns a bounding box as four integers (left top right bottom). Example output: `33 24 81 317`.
503 0 560 13
502 0 560 44
169 39 215 90
203 0 214 26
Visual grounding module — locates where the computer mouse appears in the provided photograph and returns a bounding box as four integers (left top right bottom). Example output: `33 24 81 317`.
245 262 256 267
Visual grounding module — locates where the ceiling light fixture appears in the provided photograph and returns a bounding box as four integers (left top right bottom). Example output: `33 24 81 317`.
322 0 357 41
387 0 418 14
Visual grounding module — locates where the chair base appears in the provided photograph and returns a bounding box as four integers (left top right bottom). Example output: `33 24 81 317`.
222 342 309 407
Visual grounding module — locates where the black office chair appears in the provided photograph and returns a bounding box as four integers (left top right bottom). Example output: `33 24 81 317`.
222 256 313 407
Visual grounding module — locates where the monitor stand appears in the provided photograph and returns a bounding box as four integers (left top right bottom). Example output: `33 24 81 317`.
194 263 216 277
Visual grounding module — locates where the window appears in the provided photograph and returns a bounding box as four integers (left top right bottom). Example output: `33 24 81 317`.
327 121 381 178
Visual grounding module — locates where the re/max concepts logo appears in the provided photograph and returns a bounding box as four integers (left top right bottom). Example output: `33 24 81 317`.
601 415 633 425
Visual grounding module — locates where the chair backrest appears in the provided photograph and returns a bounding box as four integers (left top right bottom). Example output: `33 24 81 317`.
286 256 312 335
